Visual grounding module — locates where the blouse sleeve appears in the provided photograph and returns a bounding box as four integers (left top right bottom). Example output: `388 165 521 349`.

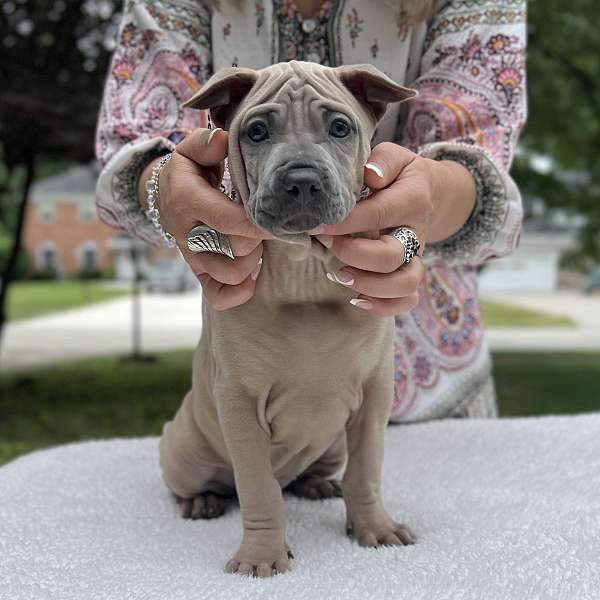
95 0 212 246
399 0 527 266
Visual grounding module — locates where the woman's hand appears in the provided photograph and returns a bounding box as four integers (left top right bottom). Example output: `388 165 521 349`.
139 128 271 310
316 143 476 317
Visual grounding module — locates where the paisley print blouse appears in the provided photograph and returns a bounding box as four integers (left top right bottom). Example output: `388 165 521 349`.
95 0 527 422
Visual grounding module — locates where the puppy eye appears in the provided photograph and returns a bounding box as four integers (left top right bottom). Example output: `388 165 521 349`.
329 118 351 138
247 121 269 142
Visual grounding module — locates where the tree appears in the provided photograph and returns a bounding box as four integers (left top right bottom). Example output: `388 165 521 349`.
517 0 600 269
0 0 118 349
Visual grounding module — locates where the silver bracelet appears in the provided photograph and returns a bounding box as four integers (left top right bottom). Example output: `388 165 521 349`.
145 153 176 247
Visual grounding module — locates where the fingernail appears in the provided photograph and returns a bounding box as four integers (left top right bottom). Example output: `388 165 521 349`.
309 225 325 235
365 162 384 178
350 298 373 311
326 271 354 286
316 234 333 248
208 127 223 145
251 257 263 280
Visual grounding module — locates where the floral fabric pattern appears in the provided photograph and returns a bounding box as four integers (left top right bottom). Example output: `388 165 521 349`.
95 0 527 421
95 0 211 244
398 0 526 269
345 8 364 48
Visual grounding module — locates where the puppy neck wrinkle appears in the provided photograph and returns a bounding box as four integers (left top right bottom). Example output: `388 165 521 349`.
256 240 348 306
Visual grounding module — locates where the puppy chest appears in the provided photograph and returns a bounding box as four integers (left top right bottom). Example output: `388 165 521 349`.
263 385 357 452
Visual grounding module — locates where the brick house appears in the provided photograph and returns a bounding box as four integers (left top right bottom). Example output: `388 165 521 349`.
23 164 178 279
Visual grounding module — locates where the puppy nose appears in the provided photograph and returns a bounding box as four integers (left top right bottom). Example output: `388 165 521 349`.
283 168 322 203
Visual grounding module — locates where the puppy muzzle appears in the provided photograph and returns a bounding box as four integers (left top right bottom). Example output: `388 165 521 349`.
253 165 348 234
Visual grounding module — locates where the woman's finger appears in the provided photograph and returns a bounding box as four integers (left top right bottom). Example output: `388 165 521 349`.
175 127 229 168
182 243 263 286
349 292 420 317
170 171 272 240
198 273 259 311
322 224 426 272
328 258 425 299
319 178 431 237
364 142 416 190
225 235 263 257
324 234 406 273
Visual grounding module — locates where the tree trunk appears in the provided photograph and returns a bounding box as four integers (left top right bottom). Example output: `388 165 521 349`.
0 158 36 358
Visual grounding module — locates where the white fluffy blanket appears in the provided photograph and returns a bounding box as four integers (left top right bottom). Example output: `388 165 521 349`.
1 415 599 600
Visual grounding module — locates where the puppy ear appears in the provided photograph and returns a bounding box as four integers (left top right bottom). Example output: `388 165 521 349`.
335 64 417 121
182 67 259 129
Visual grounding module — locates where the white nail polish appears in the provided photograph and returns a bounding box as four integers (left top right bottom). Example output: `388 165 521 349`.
208 127 223 145
251 257 263 281
365 162 384 178
350 298 373 310
326 272 354 286
316 234 333 248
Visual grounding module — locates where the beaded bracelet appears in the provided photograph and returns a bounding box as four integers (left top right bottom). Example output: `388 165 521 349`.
145 153 176 247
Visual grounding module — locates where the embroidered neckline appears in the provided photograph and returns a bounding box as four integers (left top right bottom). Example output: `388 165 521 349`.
273 0 336 65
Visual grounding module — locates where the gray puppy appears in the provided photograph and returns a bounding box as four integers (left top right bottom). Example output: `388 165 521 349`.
159 60 417 577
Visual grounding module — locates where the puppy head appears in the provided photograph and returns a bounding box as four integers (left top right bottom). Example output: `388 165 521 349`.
184 61 416 237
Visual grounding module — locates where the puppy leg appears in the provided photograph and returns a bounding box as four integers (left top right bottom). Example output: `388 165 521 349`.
160 392 235 519
219 394 291 577
286 435 346 500
342 371 415 548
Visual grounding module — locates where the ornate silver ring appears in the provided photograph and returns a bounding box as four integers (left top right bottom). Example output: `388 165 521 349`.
390 226 421 265
186 225 235 260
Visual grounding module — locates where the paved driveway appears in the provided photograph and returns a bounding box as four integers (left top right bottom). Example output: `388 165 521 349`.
0 291 204 373
1 290 599 373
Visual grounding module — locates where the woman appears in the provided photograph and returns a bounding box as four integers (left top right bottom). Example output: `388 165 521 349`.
96 0 526 421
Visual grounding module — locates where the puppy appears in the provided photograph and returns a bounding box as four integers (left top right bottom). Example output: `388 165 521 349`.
159 60 417 577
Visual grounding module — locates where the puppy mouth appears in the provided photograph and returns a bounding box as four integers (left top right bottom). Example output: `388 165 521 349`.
274 212 323 234
254 201 348 235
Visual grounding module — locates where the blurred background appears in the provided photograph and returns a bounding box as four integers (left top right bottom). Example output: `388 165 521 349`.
0 0 598 465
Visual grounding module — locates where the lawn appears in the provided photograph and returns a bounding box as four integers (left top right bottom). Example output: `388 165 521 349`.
7 280 129 321
481 300 575 328
1 350 599 466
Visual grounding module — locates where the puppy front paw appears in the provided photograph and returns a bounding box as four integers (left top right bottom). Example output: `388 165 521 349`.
346 513 416 548
225 534 293 577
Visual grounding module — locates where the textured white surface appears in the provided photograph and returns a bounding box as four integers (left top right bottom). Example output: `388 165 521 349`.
1 415 599 600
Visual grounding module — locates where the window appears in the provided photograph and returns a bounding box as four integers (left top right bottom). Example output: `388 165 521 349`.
42 247 55 269
39 203 55 223
39 243 57 270
82 246 98 270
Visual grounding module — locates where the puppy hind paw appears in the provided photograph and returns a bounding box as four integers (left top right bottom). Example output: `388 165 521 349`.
177 492 228 520
287 476 343 500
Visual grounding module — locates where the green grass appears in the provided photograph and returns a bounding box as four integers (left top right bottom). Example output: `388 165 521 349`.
1 350 599 466
7 280 129 321
0 350 193 465
482 300 575 328
492 351 600 416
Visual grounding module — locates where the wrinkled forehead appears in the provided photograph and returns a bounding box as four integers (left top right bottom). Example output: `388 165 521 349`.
242 75 360 130
234 64 373 132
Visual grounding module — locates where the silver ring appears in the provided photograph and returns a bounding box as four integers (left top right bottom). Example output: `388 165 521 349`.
390 227 420 265
186 225 235 259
